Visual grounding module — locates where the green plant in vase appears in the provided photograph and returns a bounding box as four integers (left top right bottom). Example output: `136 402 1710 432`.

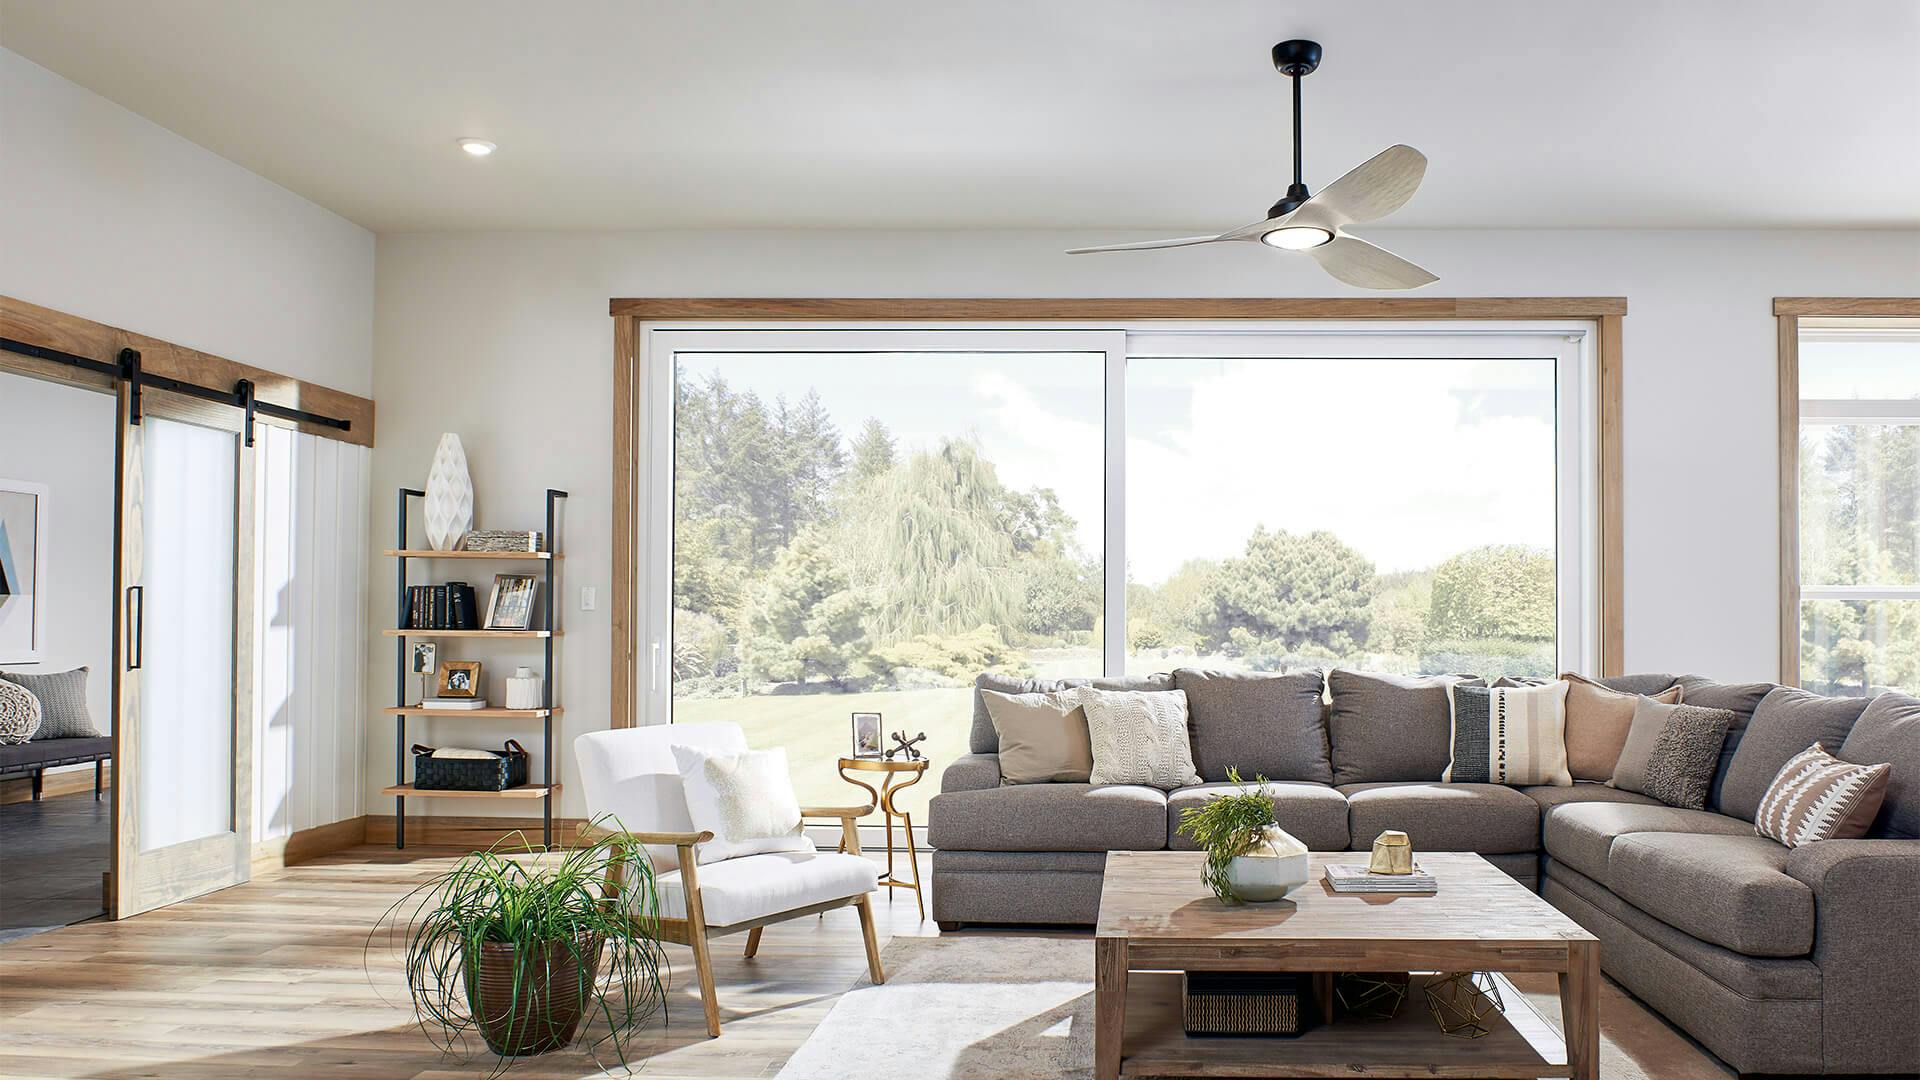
371 820 668 1072
1177 768 1310 903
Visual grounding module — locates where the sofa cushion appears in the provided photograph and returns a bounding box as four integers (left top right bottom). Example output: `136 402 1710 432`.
1172 669 1331 784
1608 833 1813 957
1541 801 1755 885
1595 672 1681 696
0 735 113 769
1337 781 1539 855
1521 782 1662 815
970 673 1172 755
1718 687 1871 822
1675 676 1777 811
1327 670 1466 785
657 850 877 927
1168 781 1349 852
928 783 1168 852
1838 690 1920 838
939 753 1003 794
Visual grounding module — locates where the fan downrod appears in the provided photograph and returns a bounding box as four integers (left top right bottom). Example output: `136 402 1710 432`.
1271 39 1321 77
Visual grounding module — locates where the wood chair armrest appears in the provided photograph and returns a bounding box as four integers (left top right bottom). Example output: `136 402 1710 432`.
801 803 876 820
578 822 714 847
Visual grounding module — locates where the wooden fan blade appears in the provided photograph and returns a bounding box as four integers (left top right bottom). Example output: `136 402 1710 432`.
1289 145 1427 231
1309 234 1437 290
1065 233 1228 254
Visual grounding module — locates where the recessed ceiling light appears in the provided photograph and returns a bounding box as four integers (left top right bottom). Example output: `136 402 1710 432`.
457 138 496 157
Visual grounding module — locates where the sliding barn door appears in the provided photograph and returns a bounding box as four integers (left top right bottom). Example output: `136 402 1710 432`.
112 387 254 917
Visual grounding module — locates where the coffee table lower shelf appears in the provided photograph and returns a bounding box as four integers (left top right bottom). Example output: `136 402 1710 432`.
1121 972 1568 1079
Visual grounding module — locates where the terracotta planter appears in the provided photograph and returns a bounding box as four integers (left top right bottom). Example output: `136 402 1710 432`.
463 933 603 1057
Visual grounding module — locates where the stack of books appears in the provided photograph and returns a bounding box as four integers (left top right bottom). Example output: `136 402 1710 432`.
1323 863 1438 894
418 698 489 711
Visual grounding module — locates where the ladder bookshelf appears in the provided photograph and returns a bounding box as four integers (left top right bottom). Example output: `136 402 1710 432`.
385 487 566 849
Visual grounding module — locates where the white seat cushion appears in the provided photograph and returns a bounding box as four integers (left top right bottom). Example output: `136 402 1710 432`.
657 851 879 927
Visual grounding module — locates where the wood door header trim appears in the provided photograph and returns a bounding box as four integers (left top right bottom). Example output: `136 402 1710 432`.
1 294 376 448
609 297 1628 320
1774 298 1920 317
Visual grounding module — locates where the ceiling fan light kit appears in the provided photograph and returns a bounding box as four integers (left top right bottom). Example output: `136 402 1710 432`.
1067 39 1437 290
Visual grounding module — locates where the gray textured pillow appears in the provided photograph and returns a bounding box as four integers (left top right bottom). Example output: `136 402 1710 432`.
1612 698 1734 809
1327 670 1472 785
969 672 1172 754
1717 687 1871 821
0 668 98 739
1172 668 1330 784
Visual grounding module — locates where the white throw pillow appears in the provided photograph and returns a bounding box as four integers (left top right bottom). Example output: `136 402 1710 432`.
1075 686 1202 790
671 744 814 864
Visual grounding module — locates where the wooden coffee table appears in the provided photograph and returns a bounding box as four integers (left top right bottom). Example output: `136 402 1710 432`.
1094 850 1598 1080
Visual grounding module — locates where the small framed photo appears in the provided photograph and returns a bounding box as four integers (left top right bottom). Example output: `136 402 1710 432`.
409 641 438 675
484 573 537 630
438 660 482 699
851 712 884 760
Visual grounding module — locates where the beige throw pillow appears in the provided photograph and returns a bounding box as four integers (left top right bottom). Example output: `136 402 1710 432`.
981 689 1094 785
1075 686 1202 790
1560 673 1683 781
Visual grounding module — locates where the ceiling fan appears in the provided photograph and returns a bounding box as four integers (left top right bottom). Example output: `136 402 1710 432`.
1067 39 1436 290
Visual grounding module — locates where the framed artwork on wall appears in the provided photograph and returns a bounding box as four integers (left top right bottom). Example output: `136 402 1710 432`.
0 479 47 664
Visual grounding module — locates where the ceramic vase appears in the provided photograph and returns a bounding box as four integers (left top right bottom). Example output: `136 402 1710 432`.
1226 825 1311 902
505 666 543 710
424 433 473 551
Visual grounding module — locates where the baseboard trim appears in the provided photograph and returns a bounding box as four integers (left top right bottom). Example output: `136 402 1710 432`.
250 816 368 874
0 762 112 805
363 814 588 850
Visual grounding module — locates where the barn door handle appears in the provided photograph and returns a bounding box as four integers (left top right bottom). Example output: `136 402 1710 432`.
126 586 144 670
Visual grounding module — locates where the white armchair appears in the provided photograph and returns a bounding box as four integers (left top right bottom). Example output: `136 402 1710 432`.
574 724 884 1037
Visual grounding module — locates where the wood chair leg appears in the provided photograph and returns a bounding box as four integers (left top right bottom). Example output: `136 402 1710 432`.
678 848 724 1037
855 893 885 985
743 926 762 958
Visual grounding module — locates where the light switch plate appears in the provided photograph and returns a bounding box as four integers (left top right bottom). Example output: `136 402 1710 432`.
580 586 597 611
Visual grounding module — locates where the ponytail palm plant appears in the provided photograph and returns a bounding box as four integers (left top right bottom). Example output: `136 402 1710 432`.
371 822 668 1073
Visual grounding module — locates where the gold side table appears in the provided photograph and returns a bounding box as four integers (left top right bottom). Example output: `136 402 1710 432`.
836 756 929 920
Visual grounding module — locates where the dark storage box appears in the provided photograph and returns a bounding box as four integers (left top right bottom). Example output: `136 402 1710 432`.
1182 971 1312 1037
412 740 529 791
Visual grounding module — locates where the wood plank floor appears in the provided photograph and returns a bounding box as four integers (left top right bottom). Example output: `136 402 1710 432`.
0 845 1733 1079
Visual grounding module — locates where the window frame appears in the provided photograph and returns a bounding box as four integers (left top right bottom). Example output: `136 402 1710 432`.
1776 302 1920 686
636 319 1600 726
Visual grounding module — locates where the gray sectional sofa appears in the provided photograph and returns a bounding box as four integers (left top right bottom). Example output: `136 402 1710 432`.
926 669 1920 1077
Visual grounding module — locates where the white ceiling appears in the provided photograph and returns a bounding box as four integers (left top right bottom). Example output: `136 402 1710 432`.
4 0 1918 234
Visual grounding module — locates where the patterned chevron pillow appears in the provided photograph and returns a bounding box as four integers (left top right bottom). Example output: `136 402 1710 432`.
1755 743 1891 848
1075 686 1201 790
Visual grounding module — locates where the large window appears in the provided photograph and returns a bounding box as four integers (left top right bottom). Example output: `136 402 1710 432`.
644 326 1597 821
1790 319 1920 695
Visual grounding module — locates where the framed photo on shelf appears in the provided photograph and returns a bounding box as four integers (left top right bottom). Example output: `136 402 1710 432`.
851 712 884 759
483 573 537 630
438 660 482 698
409 641 438 675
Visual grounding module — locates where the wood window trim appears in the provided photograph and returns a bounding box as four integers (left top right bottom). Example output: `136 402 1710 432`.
1776 297 1920 685
609 297 1629 729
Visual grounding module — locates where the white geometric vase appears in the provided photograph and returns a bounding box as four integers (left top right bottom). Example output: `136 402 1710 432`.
424 433 473 551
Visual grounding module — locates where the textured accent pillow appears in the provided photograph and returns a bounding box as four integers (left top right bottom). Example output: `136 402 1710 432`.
1444 681 1572 786
670 744 813 864
1075 686 1201 790
0 679 42 744
981 688 1093 785
1172 668 1331 783
0 668 98 739
1612 699 1735 809
1754 743 1892 848
1559 672 1683 781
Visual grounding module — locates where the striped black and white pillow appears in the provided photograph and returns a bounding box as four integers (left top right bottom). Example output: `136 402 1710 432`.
1754 743 1891 848
1444 681 1572 787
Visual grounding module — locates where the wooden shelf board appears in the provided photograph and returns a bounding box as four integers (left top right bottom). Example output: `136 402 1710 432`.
1121 971 1564 1078
383 628 556 638
381 784 559 800
384 706 559 717
385 548 554 560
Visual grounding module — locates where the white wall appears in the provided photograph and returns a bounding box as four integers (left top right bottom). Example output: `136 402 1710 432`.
369 227 1920 818
0 48 375 396
0 372 116 742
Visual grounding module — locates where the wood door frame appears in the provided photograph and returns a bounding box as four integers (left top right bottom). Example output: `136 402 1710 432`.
608 297 1630 728
1774 297 1920 685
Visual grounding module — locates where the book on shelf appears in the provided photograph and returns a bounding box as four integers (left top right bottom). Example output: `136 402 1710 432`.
1323 863 1438 893
418 698 490 711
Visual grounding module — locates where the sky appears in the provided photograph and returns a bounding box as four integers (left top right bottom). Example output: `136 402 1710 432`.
677 349 1559 581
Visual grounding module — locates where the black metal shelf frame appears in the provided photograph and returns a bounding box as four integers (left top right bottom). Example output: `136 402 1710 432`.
392 487 567 849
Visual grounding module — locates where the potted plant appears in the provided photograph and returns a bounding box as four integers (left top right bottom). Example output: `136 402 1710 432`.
1177 769 1310 903
374 825 668 1070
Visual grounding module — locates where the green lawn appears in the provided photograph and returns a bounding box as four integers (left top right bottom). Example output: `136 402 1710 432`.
675 687 972 822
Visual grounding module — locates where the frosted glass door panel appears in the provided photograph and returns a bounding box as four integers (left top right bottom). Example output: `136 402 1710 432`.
137 417 237 853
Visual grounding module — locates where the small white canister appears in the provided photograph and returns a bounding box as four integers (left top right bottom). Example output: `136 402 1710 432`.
505 666 543 710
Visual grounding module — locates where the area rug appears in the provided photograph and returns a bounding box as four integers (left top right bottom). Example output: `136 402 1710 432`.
776 935 1708 1080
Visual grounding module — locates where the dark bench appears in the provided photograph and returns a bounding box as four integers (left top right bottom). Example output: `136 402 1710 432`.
0 737 112 800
